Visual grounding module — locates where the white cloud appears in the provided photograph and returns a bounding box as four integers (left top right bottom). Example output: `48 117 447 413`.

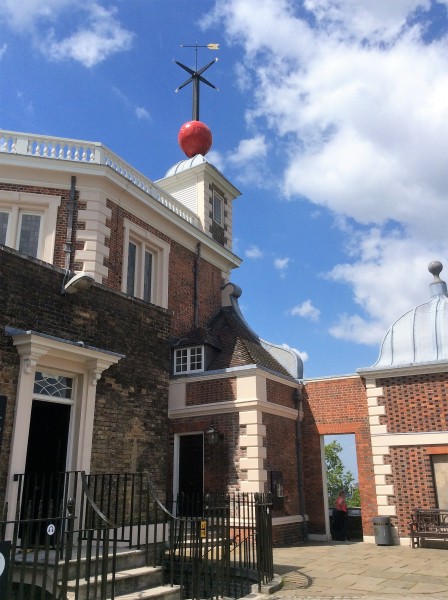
206 0 448 345
45 5 133 67
0 2 133 67
245 245 264 259
227 134 267 164
0 0 75 31
290 300 321 322
274 257 291 271
135 107 150 121
0 44 7 59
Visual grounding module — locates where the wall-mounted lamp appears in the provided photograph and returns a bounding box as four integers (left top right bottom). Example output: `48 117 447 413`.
62 271 95 295
205 424 222 445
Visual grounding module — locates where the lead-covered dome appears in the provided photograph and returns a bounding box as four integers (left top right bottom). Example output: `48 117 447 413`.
372 261 448 368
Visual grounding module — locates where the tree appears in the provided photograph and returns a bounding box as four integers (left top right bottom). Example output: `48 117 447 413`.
325 440 360 507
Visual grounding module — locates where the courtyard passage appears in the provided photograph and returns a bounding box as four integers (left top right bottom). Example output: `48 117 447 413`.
269 541 448 599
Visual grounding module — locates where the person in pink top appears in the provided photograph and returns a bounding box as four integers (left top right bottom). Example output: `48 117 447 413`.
334 490 348 541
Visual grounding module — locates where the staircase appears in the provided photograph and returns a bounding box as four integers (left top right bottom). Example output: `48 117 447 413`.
62 548 181 600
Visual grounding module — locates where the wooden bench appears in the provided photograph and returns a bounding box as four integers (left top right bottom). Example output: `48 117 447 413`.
409 508 448 548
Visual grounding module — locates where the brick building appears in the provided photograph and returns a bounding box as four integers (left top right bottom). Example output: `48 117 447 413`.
303 262 448 544
0 130 303 545
2 129 446 548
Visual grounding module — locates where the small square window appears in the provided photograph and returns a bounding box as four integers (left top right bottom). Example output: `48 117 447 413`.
174 346 204 374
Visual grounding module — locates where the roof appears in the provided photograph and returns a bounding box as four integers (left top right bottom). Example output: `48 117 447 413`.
206 307 292 376
368 261 448 370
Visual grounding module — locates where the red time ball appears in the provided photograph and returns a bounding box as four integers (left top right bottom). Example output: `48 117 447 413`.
178 121 213 158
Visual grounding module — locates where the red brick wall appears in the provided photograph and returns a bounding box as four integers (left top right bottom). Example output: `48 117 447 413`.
378 373 448 534
390 446 438 536
264 413 299 517
186 378 237 406
381 373 448 433
303 377 377 536
105 200 223 335
266 380 295 408
169 413 240 495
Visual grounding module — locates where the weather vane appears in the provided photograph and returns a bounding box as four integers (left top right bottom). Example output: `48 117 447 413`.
174 43 220 122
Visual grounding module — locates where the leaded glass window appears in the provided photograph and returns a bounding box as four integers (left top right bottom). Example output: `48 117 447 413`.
0 212 8 245
34 371 73 399
18 213 41 258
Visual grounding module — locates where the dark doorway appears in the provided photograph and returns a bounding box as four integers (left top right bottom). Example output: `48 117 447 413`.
26 400 71 475
178 434 204 515
20 401 71 537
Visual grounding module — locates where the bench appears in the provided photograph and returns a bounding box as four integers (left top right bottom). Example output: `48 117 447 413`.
409 508 448 548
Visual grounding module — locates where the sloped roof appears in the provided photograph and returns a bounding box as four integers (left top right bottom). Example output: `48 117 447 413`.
205 306 291 376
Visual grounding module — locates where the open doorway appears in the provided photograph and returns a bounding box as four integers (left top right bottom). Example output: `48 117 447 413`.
324 434 362 540
20 400 71 542
176 433 204 515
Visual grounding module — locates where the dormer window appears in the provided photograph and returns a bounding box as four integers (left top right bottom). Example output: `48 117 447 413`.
174 346 204 375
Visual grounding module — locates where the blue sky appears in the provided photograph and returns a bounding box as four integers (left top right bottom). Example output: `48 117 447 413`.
1 0 448 378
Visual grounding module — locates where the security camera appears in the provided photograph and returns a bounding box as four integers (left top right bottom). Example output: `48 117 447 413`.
62 272 95 295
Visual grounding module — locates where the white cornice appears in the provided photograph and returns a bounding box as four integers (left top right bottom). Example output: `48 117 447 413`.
371 431 448 446
358 361 448 379
0 156 242 272
169 398 298 420
170 364 300 386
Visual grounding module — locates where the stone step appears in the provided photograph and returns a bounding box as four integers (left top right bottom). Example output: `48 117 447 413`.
111 584 181 600
64 547 150 579
64 565 164 600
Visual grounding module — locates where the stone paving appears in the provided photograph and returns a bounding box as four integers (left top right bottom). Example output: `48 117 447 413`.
268 541 448 599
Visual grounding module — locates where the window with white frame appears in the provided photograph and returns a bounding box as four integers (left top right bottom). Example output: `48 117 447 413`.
126 240 154 302
122 220 170 308
0 209 42 258
212 190 224 227
0 192 60 263
174 346 204 374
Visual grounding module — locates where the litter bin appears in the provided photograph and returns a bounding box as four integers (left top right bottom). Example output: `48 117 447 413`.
372 516 393 545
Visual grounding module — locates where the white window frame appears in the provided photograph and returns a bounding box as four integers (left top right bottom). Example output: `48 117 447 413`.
174 346 204 375
0 191 60 263
122 220 170 308
212 190 224 227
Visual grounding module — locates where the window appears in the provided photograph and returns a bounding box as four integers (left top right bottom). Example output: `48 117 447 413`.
34 371 73 400
0 211 8 245
122 220 170 308
0 192 60 263
174 346 204 374
18 213 42 257
0 209 42 258
126 241 153 302
212 191 224 226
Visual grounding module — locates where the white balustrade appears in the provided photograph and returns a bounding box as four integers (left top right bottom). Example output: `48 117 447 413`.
0 129 199 227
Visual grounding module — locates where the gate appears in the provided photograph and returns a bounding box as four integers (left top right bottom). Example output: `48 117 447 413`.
1 472 274 600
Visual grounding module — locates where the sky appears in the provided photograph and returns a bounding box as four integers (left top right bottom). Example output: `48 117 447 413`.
1 0 448 378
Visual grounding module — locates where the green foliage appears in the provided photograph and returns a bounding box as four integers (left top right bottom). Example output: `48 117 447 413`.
325 440 360 507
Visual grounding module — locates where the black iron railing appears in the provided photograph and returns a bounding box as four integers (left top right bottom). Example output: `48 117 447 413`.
1 472 274 600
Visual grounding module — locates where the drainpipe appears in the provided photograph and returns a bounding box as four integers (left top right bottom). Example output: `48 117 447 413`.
294 387 308 540
62 176 77 277
194 242 201 328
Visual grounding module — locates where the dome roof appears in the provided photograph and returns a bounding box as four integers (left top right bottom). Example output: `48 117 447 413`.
164 154 208 178
373 261 448 369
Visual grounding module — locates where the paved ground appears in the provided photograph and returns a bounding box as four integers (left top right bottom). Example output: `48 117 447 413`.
269 541 448 599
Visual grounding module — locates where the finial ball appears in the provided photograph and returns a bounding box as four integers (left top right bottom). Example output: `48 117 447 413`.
178 121 212 158
428 261 443 279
